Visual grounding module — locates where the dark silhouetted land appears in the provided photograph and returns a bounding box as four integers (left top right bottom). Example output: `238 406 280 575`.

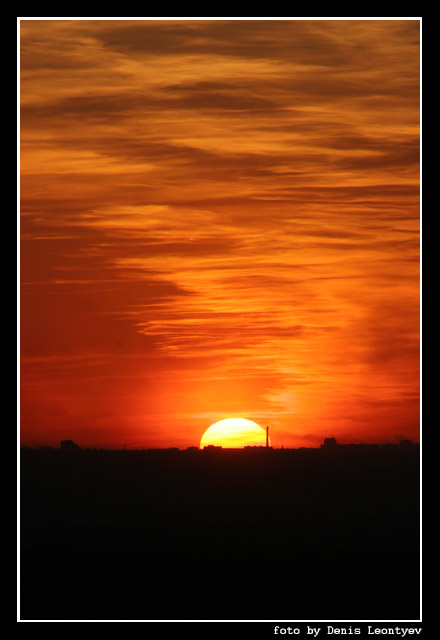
20 444 420 621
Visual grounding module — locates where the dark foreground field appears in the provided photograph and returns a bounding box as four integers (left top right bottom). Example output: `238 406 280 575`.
20 446 420 621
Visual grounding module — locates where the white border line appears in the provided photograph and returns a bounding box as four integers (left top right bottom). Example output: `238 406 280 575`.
16 16 422 624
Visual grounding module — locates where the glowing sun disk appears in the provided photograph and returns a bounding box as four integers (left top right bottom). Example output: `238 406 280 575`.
200 418 269 449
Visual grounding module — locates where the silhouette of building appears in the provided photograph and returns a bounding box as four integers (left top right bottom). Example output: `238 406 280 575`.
399 439 416 448
60 440 82 450
321 437 338 449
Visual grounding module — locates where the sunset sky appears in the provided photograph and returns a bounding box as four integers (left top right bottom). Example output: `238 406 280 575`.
20 19 420 449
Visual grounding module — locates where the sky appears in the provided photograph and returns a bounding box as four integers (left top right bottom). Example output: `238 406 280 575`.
20 18 420 449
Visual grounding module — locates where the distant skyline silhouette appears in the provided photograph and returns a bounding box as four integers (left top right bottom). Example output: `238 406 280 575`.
22 435 420 452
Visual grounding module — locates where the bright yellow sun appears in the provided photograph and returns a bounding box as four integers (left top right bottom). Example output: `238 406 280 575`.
200 418 270 449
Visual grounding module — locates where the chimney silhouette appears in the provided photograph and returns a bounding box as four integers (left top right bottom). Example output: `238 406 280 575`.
266 426 269 448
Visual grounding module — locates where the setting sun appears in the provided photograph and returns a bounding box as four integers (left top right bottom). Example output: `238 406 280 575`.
200 418 270 449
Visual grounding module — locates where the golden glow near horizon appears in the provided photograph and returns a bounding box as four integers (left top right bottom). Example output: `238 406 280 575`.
200 418 269 449
20 19 420 450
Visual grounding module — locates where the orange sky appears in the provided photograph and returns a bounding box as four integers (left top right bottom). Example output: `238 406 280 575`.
20 19 420 449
